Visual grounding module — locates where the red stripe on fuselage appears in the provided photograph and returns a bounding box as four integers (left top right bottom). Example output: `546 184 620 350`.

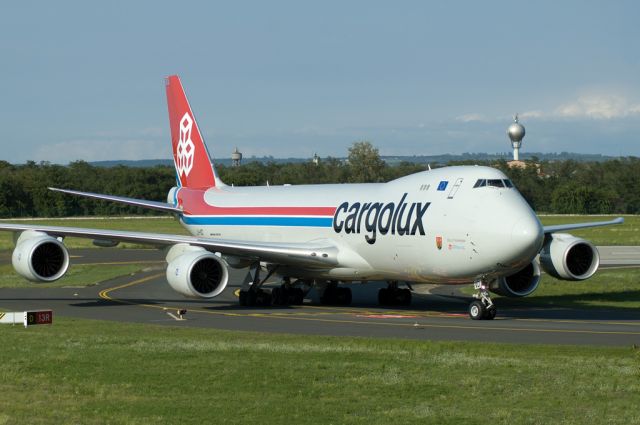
177 188 336 216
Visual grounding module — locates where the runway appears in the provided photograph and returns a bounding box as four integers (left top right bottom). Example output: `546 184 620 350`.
1 247 640 346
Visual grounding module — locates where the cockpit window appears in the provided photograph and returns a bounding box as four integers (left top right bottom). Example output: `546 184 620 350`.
474 178 514 189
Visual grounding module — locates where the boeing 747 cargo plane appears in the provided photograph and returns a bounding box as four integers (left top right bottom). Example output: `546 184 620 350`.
0 76 623 320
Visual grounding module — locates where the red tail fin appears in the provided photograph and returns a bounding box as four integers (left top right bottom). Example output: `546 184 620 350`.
165 75 221 189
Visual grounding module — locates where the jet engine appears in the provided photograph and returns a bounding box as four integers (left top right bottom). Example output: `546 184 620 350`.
166 244 229 298
490 261 541 297
12 231 70 282
539 233 599 280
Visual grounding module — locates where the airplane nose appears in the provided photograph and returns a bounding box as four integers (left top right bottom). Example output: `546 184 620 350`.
511 214 544 260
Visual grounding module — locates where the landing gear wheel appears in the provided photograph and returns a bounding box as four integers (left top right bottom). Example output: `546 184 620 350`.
337 287 352 305
271 287 283 305
469 300 486 320
400 288 412 306
486 307 497 320
378 283 412 306
239 289 270 306
271 286 305 306
292 288 304 305
378 288 389 305
469 278 497 320
321 285 351 305
255 290 272 306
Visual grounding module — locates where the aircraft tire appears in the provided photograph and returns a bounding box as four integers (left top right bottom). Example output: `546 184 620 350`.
400 288 412 306
256 290 271 306
338 287 352 305
469 300 485 320
320 286 335 305
486 307 497 320
271 287 284 305
378 288 389 306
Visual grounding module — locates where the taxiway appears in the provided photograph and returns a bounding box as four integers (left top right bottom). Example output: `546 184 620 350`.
0 248 639 346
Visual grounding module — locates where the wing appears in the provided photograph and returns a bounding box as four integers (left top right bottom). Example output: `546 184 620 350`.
543 217 624 234
49 187 181 214
0 223 338 268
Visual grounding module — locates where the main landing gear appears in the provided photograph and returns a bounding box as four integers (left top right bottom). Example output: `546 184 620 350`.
468 279 496 320
239 264 277 307
320 281 352 306
239 267 307 307
271 278 305 306
378 281 412 306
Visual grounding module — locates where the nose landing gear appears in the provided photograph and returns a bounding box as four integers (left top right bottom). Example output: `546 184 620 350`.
469 279 496 320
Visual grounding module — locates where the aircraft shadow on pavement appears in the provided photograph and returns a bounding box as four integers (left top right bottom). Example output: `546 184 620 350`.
493 290 640 320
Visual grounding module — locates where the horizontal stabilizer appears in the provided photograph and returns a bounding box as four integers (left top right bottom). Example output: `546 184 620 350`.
49 188 182 214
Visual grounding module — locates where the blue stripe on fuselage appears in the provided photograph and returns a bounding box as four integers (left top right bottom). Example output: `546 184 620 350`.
182 215 333 227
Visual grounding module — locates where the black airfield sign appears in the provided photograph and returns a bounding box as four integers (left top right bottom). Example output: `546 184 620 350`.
25 310 53 326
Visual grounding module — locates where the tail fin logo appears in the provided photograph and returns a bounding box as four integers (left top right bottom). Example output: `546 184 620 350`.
176 113 195 177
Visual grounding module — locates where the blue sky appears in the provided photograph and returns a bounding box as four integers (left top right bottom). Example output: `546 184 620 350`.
1 0 639 163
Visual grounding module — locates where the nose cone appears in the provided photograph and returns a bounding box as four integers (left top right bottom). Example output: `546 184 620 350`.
511 214 544 262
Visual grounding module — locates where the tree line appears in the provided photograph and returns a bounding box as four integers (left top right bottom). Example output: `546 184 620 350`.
0 142 638 217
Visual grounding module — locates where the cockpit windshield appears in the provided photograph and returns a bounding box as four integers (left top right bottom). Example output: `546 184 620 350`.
473 179 514 189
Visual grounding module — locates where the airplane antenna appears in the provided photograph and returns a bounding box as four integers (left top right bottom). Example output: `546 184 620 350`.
427 163 431 171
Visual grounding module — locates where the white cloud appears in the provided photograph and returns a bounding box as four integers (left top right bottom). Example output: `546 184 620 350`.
456 113 484 122
34 139 169 163
519 110 544 119
450 95 640 124
555 94 640 119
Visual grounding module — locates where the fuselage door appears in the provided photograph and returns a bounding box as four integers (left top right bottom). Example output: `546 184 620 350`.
447 178 463 199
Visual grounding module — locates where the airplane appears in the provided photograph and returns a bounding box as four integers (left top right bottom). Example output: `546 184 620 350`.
0 75 624 320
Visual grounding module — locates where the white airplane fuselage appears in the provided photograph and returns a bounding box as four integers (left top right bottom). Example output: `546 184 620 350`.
176 165 544 284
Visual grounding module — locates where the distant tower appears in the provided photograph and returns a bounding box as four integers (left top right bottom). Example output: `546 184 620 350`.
231 147 242 167
312 153 320 166
507 114 525 161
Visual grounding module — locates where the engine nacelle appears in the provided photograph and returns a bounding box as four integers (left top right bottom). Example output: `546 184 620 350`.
11 231 70 282
490 261 541 297
166 244 229 298
539 233 599 280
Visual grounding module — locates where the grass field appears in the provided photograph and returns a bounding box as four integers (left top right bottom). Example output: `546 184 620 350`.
0 318 638 425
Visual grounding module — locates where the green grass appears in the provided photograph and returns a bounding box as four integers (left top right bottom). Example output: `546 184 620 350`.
0 318 638 425
0 217 188 250
0 263 151 288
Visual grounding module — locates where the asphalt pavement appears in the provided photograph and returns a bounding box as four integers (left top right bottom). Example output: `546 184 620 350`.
1 247 639 346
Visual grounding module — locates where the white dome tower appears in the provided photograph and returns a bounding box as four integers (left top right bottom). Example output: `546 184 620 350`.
507 114 525 161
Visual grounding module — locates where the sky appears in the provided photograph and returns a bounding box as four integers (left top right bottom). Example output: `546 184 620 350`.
1 0 639 163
